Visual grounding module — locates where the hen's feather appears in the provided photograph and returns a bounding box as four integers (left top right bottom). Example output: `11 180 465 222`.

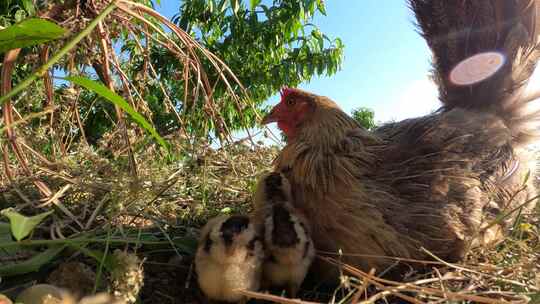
410 0 540 144
271 0 540 278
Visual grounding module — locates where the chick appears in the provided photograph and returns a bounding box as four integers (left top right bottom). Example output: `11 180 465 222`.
195 214 264 303
253 172 315 298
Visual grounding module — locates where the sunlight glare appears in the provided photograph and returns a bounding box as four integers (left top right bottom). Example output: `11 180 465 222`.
449 51 506 86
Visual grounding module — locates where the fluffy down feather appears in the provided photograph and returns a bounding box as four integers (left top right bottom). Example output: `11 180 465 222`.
195 215 264 303
252 172 315 297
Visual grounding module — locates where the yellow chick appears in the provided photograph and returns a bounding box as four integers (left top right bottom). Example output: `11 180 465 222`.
195 215 264 303
253 172 315 298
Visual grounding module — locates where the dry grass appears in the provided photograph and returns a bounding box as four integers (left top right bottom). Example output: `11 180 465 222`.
0 1 539 303
0 1 272 301
1 137 538 303
0 135 279 302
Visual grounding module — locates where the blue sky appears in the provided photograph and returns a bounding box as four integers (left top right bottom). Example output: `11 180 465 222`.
297 1 440 123
153 1 442 142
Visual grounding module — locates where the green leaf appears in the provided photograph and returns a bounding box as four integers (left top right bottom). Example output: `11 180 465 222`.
65 76 168 150
231 0 239 15
0 245 65 276
523 169 531 185
351 107 376 130
21 0 36 15
260 4 271 17
250 0 261 11
0 221 11 238
220 207 232 214
0 221 23 254
316 0 326 15
1 208 53 241
70 244 115 272
0 18 66 53
312 29 324 50
172 236 198 255
218 0 228 13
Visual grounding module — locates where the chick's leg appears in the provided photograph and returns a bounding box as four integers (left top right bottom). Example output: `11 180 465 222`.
259 277 271 293
287 283 300 299
238 297 248 304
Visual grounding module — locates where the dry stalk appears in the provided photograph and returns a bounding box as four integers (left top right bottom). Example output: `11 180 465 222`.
40 46 56 134
323 257 525 304
117 0 253 141
421 247 539 291
350 268 375 303
72 93 89 146
96 19 138 178
237 290 322 304
123 24 188 135
2 48 53 197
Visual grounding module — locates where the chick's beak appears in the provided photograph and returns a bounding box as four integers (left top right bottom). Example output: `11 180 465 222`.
261 106 278 125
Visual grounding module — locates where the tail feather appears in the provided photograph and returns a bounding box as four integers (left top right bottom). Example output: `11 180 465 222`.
410 0 540 144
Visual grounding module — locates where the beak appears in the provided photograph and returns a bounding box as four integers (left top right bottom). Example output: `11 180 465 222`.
261 107 278 125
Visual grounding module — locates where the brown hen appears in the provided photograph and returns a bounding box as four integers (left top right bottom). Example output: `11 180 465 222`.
261 0 540 278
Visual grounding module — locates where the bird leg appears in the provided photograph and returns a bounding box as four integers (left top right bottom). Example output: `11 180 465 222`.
260 279 271 293
287 284 299 299
238 297 248 304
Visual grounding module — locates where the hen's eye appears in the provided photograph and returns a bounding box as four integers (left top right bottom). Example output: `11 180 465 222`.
286 99 296 106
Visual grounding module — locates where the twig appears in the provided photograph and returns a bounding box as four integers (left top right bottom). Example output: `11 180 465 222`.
73 94 89 146
316 251 447 266
17 139 56 167
40 45 55 136
123 24 189 136
350 268 375 303
355 270 426 304
236 290 322 304
38 184 72 207
0 107 57 135
96 19 138 179
38 184 84 230
2 48 53 197
0 1 119 105
420 247 538 290
324 257 512 304
85 196 109 229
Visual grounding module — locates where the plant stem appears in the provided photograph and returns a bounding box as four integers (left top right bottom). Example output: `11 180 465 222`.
94 228 111 293
0 237 183 248
0 1 118 105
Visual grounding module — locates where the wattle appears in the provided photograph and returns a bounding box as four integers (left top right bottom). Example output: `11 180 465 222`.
277 120 296 139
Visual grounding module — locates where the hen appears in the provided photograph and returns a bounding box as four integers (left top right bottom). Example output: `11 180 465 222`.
262 0 540 278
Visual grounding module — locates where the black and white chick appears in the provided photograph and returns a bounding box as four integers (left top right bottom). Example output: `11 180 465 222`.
253 172 316 298
195 215 264 303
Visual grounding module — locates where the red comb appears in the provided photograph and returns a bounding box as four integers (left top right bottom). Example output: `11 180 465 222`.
280 87 294 100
